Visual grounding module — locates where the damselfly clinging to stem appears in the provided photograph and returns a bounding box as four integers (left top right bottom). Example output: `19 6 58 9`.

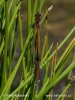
35 12 41 83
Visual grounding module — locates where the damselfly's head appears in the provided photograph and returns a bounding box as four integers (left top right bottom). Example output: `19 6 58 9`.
35 12 41 28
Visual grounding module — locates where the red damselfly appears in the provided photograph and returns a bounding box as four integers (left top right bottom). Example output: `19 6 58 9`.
35 12 41 83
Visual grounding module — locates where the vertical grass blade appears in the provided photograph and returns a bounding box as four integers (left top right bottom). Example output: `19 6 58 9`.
1 0 9 90
0 0 4 6
27 0 32 68
32 0 38 22
39 0 45 12
18 12 26 80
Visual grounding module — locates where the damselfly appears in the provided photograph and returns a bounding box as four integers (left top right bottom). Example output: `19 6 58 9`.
35 12 41 82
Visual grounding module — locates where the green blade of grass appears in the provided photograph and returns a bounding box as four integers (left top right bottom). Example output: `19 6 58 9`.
27 0 31 34
57 84 71 100
1 1 21 91
41 36 46 59
8 0 15 14
0 39 4 55
53 56 69 82
1 0 9 90
18 11 26 80
39 78 50 94
40 5 53 24
32 0 38 22
0 0 4 6
8 2 21 33
52 39 75 86
5 75 33 100
41 43 53 67
40 26 75 69
39 0 45 12
0 1 21 58
27 0 32 68
55 37 75 71
41 35 49 59
24 88 31 100
0 28 33 98
8 0 18 74
36 62 75 100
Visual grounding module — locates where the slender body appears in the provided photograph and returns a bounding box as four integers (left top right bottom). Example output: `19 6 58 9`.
35 12 41 82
